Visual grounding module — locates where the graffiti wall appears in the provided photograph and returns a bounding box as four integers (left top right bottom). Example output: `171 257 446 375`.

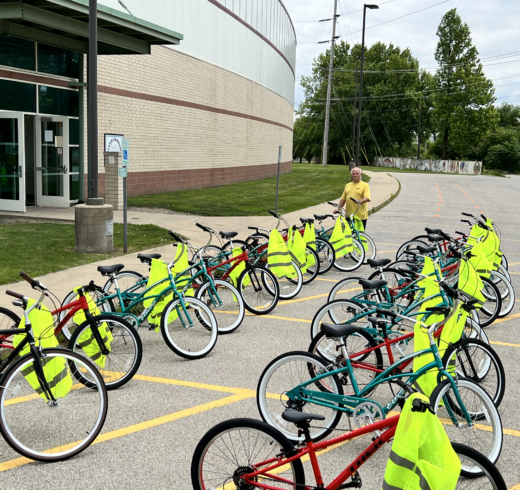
372 157 482 175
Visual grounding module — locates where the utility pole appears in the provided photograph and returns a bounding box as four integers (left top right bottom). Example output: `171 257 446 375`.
356 4 379 165
417 104 422 159
321 0 338 166
351 57 360 161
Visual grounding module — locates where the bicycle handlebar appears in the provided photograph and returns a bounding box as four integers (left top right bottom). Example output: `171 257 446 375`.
196 223 209 232
439 281 458 299
461 212 474 218
327 202 338 207
480 214 488 221
267 210 280 218
375 308 397 319
19 271 45 291
6 290 25 300
168 230 185 244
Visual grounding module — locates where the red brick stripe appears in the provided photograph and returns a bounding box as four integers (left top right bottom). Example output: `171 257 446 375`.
0 69 71 88
98 85 293 132
207 0 295 77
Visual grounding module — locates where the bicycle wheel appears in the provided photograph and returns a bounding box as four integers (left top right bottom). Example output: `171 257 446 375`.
238 265 279 315
195 279 245 334
59 287 114 340
102 270 147 313
442 339 505 408
332 239 365 272
327 277 366 303
477 278 502 327
368 267 414 309
257 351 344 442
488 271 515 318
453 443 507 487
464 316 489 345
68 314 142 390
272 260 303 299
359 231 377 260
430 377 503 474
395 239 429 261
221 239 248 254
315 238 335 275
160 297 218 359
0 348 108 462
308 329 383 396
0 307 21 367
191 418 305 490
300 246 320 285
310 299 368 338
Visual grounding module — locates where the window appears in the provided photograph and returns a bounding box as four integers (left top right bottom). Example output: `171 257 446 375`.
0 34 35 71
38 44 79 79
69 119 80 145
0 80 36 112
39 86 79 117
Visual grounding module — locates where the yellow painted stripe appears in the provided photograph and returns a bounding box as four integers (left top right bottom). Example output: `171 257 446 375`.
507 261 520 266
490 340 520 348
0 393 250 473
493 312 520 324
377 250 398 254
316 277 341 283
279 286 362 306
509 271 520 275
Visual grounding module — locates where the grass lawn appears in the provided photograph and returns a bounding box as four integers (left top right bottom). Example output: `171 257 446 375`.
0 219 174 285
127 163 369 217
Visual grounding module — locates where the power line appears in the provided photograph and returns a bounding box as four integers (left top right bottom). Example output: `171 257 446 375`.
293 0 396 23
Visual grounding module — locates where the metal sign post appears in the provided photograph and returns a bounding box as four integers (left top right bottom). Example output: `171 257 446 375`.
275 146 282 214
122 137 129 253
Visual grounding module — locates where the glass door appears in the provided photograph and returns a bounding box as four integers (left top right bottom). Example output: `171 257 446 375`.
36 116 69 207
0 112 25 212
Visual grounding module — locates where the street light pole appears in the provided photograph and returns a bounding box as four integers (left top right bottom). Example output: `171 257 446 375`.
356 4 379 165
321 0 338 166
88 0 98 198
417 104 422 159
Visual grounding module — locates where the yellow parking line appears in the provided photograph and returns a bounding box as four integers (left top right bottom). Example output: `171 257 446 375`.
493 312 520 324
490 340 520 348
509 271 520 275
378 250 398 254
508 261 520 266
279 287 362 306
316 278 340 283
0 393 250 473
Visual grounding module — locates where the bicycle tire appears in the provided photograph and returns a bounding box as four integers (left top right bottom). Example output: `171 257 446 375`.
315 238 335 275
310 299 368 339
332 238 365 272
272 260 303 299
238 265 279 315
68 314 142 390
221 239 248 254
367 267 415 310
442 338 505 408
327 277 366 303
0 347 108 462
453 443 507 487
191 418 305 490
59 287 114 340
395 239 428 261
476 278 502 327
300 246 320 285
160 296 218 359
257 351 344 442
488 270 515 318
102 270 147 314
0 306 21 328
359 231 377 260
429 377 503 475
308 328 384 396
195 279 245 334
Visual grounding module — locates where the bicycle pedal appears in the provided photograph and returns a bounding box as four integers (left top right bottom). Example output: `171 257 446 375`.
338 472 362 488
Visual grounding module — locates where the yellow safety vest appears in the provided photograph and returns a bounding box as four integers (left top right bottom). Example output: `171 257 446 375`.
267 229 296 278
229 246 250 291
72 290 113 368
329 217 350 258
468 241 492 279
438 304 468 376
303 223 317 268
145 259 173 329
382 393 461 490
483 218 503 270
352 215 368 251
458 258 486 308
13 300 73 400
287 227 308 273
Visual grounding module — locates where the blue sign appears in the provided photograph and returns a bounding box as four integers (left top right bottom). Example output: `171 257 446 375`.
123 150 128 160
122 138 129 167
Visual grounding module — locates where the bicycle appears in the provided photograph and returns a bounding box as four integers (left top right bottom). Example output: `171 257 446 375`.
191 405 506 489
256 297 503 468
0 286 108 462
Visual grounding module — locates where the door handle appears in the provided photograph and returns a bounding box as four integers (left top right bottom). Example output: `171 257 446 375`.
63 165 68 175
18 165 22 177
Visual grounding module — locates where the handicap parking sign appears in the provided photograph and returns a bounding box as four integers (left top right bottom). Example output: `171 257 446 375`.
122 138 129 167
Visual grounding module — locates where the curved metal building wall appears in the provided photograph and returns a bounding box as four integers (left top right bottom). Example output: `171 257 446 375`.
94 0 296 197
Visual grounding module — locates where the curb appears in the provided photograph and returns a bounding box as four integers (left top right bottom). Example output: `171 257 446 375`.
368 174 401 216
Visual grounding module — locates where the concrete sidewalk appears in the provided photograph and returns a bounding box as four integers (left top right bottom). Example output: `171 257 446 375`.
0 171 398 301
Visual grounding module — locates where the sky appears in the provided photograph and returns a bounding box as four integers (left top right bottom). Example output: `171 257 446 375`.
283 0 520 110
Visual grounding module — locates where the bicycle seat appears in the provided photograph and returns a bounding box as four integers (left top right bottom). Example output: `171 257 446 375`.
299 217 313 224
417 245 436 254
282 409 325 424
366 258 392 268
137 253 162 264
425 227 443 235
320 323 363 338
314 214 329 221
427 235 444 243
359 279 387 290
97 264 124 276
219 231 238 239
367 317 390 327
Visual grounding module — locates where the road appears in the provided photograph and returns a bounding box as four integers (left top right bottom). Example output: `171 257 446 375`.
0 172 519 489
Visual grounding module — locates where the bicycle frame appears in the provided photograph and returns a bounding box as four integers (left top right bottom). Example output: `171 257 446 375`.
242 414 400 490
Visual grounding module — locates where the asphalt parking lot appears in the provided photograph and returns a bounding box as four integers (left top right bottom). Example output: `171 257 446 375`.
1 172 519 489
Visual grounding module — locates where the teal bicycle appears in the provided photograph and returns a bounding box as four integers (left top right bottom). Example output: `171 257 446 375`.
256 291 503 475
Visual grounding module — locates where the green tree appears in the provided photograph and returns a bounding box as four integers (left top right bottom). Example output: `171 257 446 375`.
497 103 520 129
432 8 497 158
486 140 520 173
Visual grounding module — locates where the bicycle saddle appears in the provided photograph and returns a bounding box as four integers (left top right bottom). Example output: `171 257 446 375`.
97 264 124 276
314 214 330 221
320 323 363 338
137 253 162 264
416 245 436 254
359 279 387 290
282 409 325 424
219 231 238 239
425 227 443 235
299 217 313 224
366 258 391 268
426 234 444 242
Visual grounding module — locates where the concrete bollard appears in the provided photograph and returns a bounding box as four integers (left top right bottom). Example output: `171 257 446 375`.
75 198 114 253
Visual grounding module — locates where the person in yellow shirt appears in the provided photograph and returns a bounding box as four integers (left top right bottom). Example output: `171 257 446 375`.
333 167 371 229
